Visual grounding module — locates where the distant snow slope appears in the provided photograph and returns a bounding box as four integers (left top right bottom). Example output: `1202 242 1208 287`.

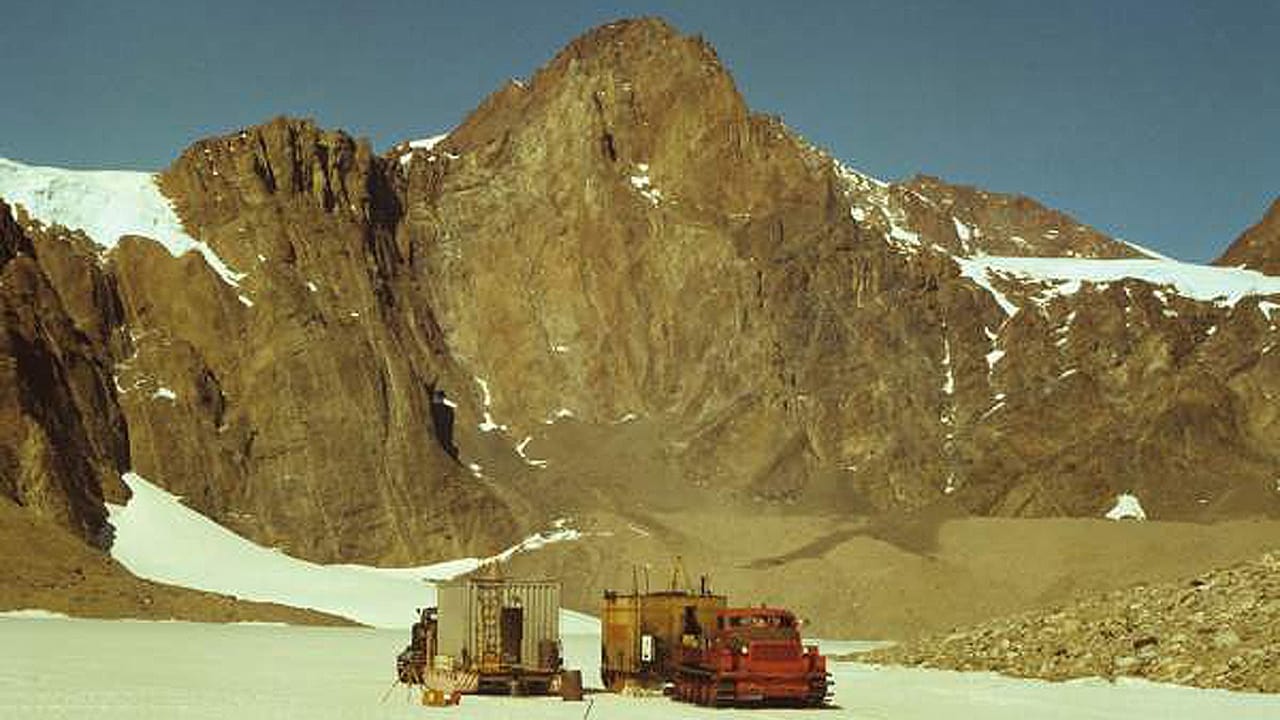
0 156 243 285
1118 238 1174 261
0 609 71 620
106 473 586 628
397 133 450 166
407 134 448 151
957 255 1280 314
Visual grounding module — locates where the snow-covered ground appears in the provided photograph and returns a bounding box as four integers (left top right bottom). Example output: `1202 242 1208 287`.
106 472 586 629
0 156 244 285
2 617 1277 719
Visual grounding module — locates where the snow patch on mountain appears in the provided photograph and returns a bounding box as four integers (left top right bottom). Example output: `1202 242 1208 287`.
830 158 1279 316
542 407 575 425
833 161 928 253
475 377 507 433
395 134 450 167
0 609 71 620
0 157 244 286
956 258 1021 315
1118 238 1174 261
629 163 663 206
515 435 549 468
959 256 1280 308
106 472 580 627
940 334 955 397
408 134 448 151
985 347 1006 372
1105 493 1147 521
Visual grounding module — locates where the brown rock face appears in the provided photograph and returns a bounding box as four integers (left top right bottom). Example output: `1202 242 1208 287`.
1 16 1278 621
110 117 521 564
1215 197 1280 275
0 202 129 547
904 174 1144 258
400 17 880 512
390 17 1280 524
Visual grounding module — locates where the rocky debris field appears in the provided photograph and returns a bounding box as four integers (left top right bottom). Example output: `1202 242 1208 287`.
863 551 1280 692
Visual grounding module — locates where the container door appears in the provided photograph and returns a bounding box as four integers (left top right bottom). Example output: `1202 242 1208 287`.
683 605 701 636
501 606 523 665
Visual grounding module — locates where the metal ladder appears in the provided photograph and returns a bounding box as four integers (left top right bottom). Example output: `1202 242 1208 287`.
478 583 501 670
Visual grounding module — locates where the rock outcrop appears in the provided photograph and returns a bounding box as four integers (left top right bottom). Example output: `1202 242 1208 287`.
114 118 522 564
903 174 1144 258
382 18 1280 523
0 202 128 547
1217 198 1280 275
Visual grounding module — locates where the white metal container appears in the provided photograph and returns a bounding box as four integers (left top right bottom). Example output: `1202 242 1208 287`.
436 577 561 673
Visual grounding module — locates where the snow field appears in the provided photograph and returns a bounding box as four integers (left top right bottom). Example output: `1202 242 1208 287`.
107 472 584 628
2 618 1278 719
0 156 244 285
960 255 1280 309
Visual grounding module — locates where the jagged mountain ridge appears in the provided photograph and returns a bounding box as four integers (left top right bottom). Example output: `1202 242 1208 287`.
1216 198 1280 276
1 18 1279 576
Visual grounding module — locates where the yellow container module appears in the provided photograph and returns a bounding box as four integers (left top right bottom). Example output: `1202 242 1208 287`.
600 577 726 691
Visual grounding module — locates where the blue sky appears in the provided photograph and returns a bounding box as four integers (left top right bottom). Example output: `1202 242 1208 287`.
1 0 1276 261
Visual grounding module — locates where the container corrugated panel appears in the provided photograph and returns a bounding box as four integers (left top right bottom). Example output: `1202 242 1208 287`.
436 582 467 666
437 577 561 672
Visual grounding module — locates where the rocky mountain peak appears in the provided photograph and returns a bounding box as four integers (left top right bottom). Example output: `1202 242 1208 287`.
449 16 742 151
158 116 401 299
900 174 1144 259
164 116 383 213
1215 197 1280 275
435 16 836 224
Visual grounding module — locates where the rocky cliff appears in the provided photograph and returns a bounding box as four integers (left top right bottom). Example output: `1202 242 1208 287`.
378 18 1280 524
0 202 128 548
1 17 1278 606
122 119 522 564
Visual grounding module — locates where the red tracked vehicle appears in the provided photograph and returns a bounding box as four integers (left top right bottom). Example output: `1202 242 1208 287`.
671 606 831 707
